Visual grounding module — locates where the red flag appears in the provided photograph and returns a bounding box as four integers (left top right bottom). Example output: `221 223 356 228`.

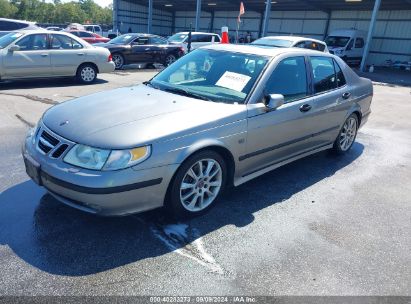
238 2 245 23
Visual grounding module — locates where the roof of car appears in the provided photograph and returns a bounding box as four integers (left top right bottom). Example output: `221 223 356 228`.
11 29 87 36
257 36 326 44
202 43 328 57
0 18 35 24
175 32 219 35
118 33 159 37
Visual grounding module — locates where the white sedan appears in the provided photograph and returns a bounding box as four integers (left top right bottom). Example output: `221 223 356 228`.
0 30 115 84
252 35 329 53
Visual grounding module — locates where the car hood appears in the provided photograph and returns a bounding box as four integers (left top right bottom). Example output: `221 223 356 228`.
43 85 247 149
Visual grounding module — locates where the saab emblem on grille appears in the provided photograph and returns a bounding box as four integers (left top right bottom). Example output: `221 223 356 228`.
59 120 69 126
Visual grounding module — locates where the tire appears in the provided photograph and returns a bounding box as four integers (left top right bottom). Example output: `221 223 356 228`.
164 54 177 67
332 113 359 154
76 64 97 84
112 53 124 69
166 150 227 219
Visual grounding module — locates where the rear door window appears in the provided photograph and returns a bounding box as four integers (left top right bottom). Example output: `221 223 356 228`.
190 34 200 43
134 37 149 45
150 36 167 45
333 59 346 87
310 56 338 93
50 34 83 49
266 56 308 103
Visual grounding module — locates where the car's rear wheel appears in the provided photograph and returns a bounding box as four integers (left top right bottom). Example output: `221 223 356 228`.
76 64 97 84
167 150 227 219
112 53 124 69
164 54 176 66
332 113 359 154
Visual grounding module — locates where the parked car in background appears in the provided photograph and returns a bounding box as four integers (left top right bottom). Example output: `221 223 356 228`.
22 44 372 218
95 33 185 69
83 24 103 36
66 30 111 44
46 26 63 31
168 32 221 52
0 18 40 37
252 36 329 52
326 29 367 65
0 30 115 83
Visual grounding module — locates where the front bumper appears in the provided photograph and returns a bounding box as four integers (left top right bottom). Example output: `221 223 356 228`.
22 123 178 216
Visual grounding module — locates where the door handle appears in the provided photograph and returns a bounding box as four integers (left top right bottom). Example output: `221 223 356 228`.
342 92 351 99
299 104 312 113
40 53 48 57
145 48 151 51
77 53 85 56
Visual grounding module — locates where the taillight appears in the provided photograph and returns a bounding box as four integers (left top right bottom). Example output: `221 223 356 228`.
108 54 112 62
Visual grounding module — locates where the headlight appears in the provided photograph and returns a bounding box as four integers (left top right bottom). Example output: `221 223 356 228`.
64 144 111 170
63 144 151 171
103 146 151 171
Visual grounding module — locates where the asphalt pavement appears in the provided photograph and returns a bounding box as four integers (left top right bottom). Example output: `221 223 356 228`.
0 70 410 296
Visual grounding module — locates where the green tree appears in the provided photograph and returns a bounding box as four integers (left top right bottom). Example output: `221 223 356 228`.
0 0 18 18
0 0 112 25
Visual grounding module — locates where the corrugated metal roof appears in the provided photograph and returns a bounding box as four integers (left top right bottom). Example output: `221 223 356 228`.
123 0 411 12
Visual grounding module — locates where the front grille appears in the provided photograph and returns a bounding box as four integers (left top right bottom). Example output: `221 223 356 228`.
37 130 59 154
41 130 59 146
51 144 69 158
38 140 53 154
35 125 73 159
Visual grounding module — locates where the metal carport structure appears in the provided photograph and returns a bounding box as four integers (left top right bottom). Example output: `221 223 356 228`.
113 0 411 70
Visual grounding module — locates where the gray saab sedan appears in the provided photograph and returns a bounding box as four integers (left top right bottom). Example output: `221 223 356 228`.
22 44 373 218
0 30 115 83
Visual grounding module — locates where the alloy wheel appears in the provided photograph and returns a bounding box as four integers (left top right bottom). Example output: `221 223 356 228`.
113 54 124 69
339 116 358 151
165 55 176 66
179 158 223 212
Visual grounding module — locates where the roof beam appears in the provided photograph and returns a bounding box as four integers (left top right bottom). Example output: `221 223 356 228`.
294 0 330 13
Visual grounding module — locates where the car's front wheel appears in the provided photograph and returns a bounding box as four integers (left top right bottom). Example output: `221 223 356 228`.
332 113 359 154
76 64 97 84
167 150 227 218
112 53 125 69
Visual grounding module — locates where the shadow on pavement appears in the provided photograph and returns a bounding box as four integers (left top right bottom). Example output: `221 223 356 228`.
355 67 411 88
0 143 364 276
0 78 108 91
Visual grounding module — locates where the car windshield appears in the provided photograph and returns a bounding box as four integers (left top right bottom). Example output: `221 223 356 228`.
325 36 350 47
251 38 293 48
109 34 136 44
0 32 24 48
150 49 270 104
168 33 187 43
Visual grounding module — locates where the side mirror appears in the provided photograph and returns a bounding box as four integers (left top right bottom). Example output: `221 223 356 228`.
265 94 284 110
8 45 20 52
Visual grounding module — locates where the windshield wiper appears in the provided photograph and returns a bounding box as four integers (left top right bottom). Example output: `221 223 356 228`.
162 87 212 101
